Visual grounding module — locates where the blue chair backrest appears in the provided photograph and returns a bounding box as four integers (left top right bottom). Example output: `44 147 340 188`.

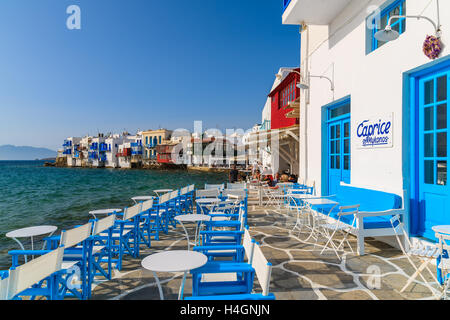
335 185 402 212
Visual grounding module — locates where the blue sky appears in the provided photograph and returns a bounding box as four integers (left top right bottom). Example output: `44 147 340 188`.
0 0 300 150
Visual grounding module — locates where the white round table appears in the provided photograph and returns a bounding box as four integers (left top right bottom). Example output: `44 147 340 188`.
153 189 173 197
175 214 211 250
195 198 221 215
432 225 450 235
132 196 155 204
141 250 207 300
89 208 123 218
6 225 58 262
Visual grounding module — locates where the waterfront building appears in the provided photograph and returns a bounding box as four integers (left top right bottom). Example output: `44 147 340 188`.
269 68 300 175
77 136 91 167
282 0 450 241
105 134 124 168
117 141 132 169
246 68 300 175
142 129 172 164
89 135 107 168
62 137 82 167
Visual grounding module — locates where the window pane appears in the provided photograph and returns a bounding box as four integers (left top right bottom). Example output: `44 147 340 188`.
336 156 340 169
424 133 434 157
390 5 400 17
344 156 350 170
330 141 335 154
424 160 434 184
437 161 447 186
331 126 335 139
336 125 341 139
344 139 350 154
330 156 335 169
336 140 340 154
425 79 434 104
437 104 447 130
437 76 447 102
437 132 447 157
392 22 400 33
424 106 434 131
344 122 350 137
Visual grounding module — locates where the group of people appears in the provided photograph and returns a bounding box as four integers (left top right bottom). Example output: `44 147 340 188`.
228 163 298 188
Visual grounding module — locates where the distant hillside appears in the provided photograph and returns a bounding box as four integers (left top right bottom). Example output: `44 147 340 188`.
0 145 57 160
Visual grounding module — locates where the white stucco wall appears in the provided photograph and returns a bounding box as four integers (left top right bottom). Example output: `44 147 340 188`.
299 0 450 197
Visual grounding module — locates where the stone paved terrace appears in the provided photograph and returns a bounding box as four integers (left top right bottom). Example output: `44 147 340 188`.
91 205 441 300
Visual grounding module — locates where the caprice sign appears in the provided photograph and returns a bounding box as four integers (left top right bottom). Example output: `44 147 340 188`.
356 113 393 148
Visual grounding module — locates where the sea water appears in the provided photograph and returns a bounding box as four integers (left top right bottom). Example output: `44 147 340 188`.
0 161 227 269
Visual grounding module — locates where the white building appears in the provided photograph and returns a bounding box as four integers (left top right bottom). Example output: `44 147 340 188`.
89 135 107 168
62 137 81 167
283 0 450 240
105 134 124 168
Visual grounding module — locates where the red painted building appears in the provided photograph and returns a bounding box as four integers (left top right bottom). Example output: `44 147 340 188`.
155 144 176 164
268 68 300 130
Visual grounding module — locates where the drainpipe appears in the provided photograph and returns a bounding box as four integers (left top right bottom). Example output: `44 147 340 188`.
303 23 310 183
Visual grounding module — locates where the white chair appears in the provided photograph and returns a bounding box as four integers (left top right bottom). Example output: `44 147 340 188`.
251 242 273 298
205 183 224 191
227 182 247 190
262 186 283 208
435 232 450 300
0 276 8 300
196 189 220 199
223 189 246 199
319 205 360 260
6 247 64 300
390 215 440 298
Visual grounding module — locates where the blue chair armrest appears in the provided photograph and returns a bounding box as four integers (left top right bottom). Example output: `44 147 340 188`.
185 293 276 300
191 261 253 275
8 250 51 256
194 245 243 251
199 230 244 236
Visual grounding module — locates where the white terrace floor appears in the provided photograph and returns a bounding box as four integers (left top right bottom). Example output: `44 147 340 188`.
91 205 441 300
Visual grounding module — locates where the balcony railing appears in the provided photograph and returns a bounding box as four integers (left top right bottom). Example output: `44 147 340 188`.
88 152 98 160
62 141 72 147
99 143 109 152
283 0 291 12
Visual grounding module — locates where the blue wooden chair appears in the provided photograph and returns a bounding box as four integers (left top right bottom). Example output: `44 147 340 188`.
9 222 94 300
109 203 143 270
1 247 65 300
87 214 116 298
186 242 275 300
136 199 154 248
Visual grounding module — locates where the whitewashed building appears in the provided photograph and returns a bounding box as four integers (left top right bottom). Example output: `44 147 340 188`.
62 137 81 167
283 0 450 240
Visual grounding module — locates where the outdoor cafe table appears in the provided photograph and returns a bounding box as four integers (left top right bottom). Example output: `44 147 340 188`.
195 198 221 215
153 189 173 197
6 225 58 262
432 225 450 236
141 250 207 300
131 196 155 204
432 225 450 296
89 208 123 219
175 214 211 250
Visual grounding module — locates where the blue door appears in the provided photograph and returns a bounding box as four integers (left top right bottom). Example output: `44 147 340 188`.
326 99 351 195
418 68 449 239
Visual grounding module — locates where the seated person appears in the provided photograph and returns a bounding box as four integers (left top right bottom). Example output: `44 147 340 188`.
280 173 289 183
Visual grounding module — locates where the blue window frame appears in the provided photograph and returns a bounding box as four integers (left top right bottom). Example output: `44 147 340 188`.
370 0 406 52
283 0 291 12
